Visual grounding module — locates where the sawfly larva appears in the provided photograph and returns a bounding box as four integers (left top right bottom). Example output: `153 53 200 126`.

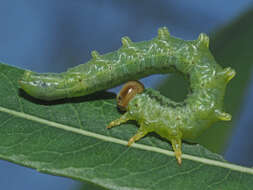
19 27 235 163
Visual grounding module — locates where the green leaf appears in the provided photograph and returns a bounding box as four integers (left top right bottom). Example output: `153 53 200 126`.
158 9 253 153
0 63 253 189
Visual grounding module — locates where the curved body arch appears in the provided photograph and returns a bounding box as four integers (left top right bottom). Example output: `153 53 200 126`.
19 27 235 163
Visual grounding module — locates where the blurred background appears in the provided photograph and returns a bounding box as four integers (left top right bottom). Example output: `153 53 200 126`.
0 0 253 189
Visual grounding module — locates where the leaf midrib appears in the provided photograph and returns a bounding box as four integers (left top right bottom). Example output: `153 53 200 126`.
0 105 252 175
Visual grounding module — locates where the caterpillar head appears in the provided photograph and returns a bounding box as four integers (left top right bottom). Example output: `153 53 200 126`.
117 81 144 111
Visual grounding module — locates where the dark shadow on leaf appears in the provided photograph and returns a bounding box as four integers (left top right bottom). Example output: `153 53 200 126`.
116 106 127 114
19 89 116 106
125 120 139 127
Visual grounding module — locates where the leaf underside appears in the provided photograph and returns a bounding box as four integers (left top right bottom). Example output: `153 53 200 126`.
0 63 252 190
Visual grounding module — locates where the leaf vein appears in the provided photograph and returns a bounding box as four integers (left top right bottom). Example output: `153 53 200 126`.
0 106 253 175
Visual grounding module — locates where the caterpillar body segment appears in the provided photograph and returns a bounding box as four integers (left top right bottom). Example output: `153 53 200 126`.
20 27 234 101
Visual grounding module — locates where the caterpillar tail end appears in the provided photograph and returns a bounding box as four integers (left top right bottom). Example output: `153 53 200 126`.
215 109 232 121
19 70 67 101
18 70 34 94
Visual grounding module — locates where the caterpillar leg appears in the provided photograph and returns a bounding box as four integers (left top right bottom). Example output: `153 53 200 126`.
127 127 148 146
107 112 131 129
171 138 182 165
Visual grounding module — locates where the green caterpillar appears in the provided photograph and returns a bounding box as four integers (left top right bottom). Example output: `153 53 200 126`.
19 27 235 163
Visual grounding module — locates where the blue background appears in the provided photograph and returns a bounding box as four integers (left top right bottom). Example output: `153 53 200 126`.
0 1 253 189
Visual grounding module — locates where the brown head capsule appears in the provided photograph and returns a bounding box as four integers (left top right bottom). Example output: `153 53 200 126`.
117 81 144 110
